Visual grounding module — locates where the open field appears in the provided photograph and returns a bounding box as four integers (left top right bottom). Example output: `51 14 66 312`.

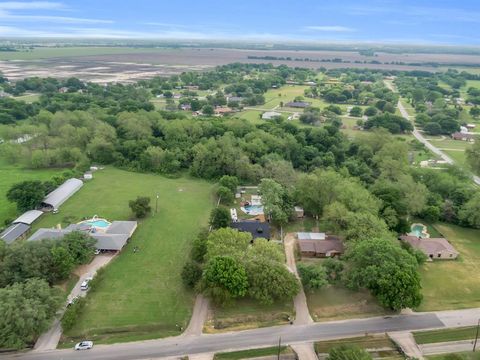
414 326 476 345
5 47 480 84
418 223 480 311
205 298 294 333
0 159 64 226
34 167 215 344
304 284 388 321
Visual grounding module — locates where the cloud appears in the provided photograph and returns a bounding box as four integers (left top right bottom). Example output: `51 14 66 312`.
0 1 65 10
304 26 356 32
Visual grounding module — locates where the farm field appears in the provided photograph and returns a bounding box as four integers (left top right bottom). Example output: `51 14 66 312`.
0 159 64 226
417 223 480 311
38 167 215 345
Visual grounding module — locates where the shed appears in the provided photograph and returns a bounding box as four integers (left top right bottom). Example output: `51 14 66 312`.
42 178 83 210
294 206 304 218
1 223 30 244
13 210 43 225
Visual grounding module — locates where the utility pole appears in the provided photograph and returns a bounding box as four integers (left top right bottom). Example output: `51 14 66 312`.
474 319 480 352
277 336 281 360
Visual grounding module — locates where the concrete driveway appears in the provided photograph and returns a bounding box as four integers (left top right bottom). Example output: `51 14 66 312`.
34 253 116 351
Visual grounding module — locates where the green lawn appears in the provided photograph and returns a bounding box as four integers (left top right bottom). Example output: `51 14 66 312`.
214 346 292 360
0 159 64 226
315 335 401 358
427 352 480 360
44 167 214 344
418 223 480 311
305 285 389 322
414 327 477 345
13 93 40 103
206 298 294 333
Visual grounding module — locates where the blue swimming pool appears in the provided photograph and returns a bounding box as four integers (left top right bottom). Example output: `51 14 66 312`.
242 205 264 215
80 219 111 228
411 224 428 238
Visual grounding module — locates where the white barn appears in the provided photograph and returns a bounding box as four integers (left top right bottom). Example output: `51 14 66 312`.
42 178 83 211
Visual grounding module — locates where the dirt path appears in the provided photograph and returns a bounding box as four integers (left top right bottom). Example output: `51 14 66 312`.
184 295 210 336
292 343 318 360
283 233 313 325
34 253 116 351
388 331 424 360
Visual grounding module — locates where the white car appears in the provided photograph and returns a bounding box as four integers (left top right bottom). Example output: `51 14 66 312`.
74 341 93 350
80 280 89 291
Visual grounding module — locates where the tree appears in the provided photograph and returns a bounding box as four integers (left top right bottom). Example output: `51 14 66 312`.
219 175 239 193
202 104 214 116
129 196 151 218
364 106 378 117
0 279 62 349
209 207 231 229
181 260 203 288
246 259 299 305
349 106 363 117
217 186 234 205
323 258 344 283
458 192 480 228
50 246 75 280
327 345 372 360
206 227 251 260
61 231 96 265
470 107 480 119
190 229 209 263
297 263 328 291
344 238 422 310
201 256 248 304
466 140 480 174
6 180 46 212
259 178 292 226
424 122 442 135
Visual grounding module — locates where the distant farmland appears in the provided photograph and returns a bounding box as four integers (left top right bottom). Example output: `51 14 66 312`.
2 47 480 83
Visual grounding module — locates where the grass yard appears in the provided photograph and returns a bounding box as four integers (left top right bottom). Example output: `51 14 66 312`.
427 352 480 360
0 158 64 226
43 167 214 345
214 346 293 360
305 285 389 322
413 326 477 345
237 110 264 124
418 223 480 311
205 298 294 333
13 93 41 103
315 335 401 359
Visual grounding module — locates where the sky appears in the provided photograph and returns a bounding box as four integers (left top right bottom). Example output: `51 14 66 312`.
0 0 480 45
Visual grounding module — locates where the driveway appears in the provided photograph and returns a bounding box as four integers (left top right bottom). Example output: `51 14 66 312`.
283 233 313 325
184 295 210 336
33 253 116 351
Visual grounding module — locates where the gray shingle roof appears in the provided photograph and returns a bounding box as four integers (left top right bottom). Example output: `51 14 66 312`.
42 178 83 209
13 210 44 225
106 221 137 236
1 223 30 244
91 233 130 251
28 228 69 242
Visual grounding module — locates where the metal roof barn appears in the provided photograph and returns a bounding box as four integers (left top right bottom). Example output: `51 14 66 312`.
42 178 83 210
13 209 44 225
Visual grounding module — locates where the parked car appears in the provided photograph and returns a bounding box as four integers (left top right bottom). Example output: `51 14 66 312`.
74 341 93 350
80 280 89 291
94 249 100 255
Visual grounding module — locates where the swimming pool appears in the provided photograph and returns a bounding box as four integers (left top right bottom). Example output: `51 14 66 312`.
410 223 429 238
78 217 111 229
241 205 264 216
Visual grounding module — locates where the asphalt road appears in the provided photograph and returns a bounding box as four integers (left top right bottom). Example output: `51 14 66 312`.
7 313 443 360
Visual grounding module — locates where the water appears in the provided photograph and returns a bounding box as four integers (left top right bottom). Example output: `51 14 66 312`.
242 205 264 215
411 224 426 238
84 219 111 228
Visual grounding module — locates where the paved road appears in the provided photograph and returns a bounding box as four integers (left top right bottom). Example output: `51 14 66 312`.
291 343 318 360
8 313 443 360
33 254 116 351
397 97 480 186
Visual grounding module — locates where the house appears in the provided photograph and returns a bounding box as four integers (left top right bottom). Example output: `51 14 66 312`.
214 107 234 115
13 209 44 225
183 85 199 91
399 235 459 260
227 96 244 103
297 232 344 258
231 220 270 240
451 132 476 142
28 220 137 252
1 223 30 244
262 111 282 120
41 178 83 211
467 124 476 130
180 103 192 111
59 87 69 93
294 206 304 218
285 101 311 108
84 171 93 180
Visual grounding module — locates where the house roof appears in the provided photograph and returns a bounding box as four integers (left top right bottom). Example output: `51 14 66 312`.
285 101 310 108
298 236 344 255
13 210 43 225
400 235 459 255
28 228 68 242
91 233 130 251
262 111 282 119
231 220 270 240
42 178 83 209
106 221 137 236
1 223 30 244
452 132 476 140
297 232 325 240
